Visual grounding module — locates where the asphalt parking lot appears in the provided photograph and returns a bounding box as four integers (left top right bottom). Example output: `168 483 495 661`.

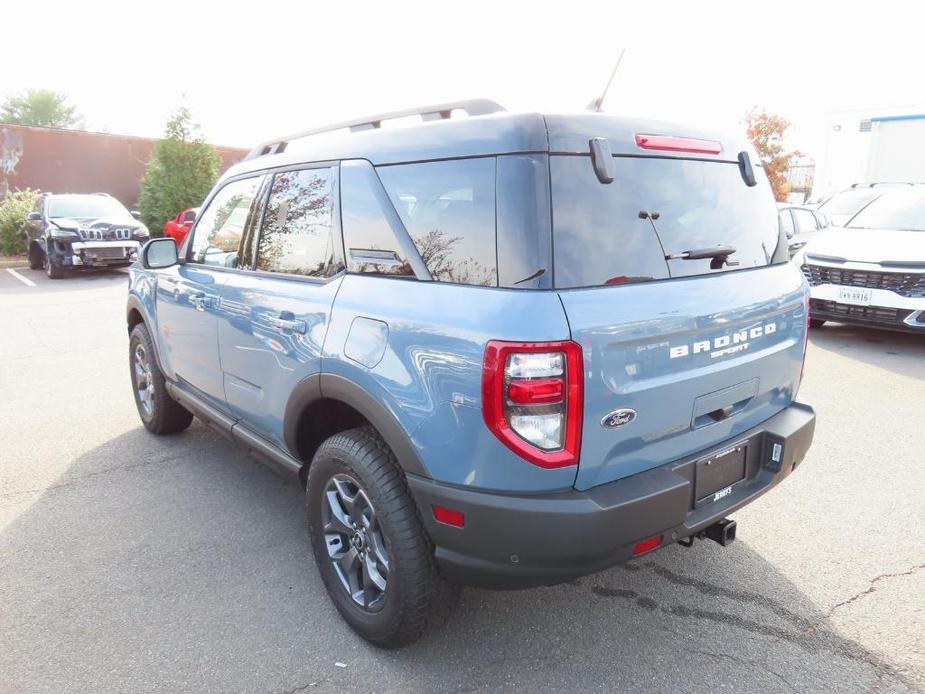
1 266 923 693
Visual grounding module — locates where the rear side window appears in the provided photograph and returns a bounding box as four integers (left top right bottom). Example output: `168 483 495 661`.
551 156 782 288
778 209 795 236
190 176 262 268
792 207 818 233
340 160 414 277
378 158 497 286
255 167 343 278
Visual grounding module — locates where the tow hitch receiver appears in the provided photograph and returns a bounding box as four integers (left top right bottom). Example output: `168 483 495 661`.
704 518 737 546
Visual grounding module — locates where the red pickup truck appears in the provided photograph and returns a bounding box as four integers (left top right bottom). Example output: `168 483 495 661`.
162 208 198 246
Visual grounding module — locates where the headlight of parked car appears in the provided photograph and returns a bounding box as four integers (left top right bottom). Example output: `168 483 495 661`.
50 229 79 240
133 226 150 240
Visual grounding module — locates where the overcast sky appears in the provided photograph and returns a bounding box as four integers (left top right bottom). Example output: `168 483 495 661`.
3 1 921 159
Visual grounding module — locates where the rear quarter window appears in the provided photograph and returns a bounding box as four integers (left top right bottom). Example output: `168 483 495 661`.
551 155 783 288
377 158 498 287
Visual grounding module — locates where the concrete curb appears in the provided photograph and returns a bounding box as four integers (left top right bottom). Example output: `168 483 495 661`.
0 257 28 269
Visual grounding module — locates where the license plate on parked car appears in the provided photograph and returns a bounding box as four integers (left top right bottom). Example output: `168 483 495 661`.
837 287 873 306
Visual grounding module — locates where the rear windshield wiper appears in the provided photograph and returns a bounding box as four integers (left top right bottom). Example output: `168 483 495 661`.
666 245 739 269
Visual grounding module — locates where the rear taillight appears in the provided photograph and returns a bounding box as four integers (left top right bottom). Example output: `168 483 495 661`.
635 133 722 155
482 340 582 468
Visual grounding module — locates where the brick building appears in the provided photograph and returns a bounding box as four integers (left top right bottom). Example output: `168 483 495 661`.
0 123 247 207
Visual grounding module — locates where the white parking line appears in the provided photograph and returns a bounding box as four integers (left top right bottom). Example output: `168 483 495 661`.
6 268 37 287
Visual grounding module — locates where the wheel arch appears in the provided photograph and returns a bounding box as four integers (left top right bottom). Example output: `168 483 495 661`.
284 373 430 483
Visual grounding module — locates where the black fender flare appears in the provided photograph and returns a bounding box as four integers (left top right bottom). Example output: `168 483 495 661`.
125 295 168 374
283 373 429 478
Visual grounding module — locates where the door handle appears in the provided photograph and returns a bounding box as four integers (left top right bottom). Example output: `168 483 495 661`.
267 311 307 334
190 294 214 311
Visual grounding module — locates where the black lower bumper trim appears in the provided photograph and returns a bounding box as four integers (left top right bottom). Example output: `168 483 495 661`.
408 402 815 589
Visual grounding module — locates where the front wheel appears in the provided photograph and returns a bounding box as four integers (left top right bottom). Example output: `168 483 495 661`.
45 254 64 279
306 427 459 648
129 323 193 434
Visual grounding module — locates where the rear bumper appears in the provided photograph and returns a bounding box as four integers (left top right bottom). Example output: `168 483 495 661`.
408 402 815 589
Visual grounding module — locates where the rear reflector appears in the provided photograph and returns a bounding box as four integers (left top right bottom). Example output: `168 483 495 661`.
633 534 663 556
635 133 722 155
432 504 465 528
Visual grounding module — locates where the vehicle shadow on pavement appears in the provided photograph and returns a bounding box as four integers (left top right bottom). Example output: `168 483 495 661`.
0 424 918 693
809 322 925 379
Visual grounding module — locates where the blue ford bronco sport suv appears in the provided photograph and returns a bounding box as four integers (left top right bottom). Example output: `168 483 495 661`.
126 99 815 647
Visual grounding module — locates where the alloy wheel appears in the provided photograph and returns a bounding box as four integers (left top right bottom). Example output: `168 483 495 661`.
133 343 155 420
322 473 390 611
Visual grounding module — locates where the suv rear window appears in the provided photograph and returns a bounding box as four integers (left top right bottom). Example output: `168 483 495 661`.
378 158 497 286
551 155 782 288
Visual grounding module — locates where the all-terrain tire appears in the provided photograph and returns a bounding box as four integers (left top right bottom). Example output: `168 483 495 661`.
129 323 193 435
306 426 459 648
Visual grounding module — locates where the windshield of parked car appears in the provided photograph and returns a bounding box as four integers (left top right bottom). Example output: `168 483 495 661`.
846 190 925 231
817 189 880 218
47 195 130 220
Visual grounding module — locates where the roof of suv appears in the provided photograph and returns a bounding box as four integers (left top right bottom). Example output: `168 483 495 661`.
224 108 756 182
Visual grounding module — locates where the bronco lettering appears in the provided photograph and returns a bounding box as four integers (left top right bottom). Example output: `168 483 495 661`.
669 322 778 359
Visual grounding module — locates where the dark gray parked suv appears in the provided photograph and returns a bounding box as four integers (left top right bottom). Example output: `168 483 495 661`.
26 192 149 278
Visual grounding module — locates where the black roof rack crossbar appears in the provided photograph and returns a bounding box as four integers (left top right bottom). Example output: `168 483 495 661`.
245 98 505 160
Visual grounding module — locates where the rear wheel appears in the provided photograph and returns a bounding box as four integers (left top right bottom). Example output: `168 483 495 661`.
28 244 43 270
129 323 193 434
306 426 459 648
809 318 826 329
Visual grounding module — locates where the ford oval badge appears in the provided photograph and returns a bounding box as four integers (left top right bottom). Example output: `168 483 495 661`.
601 409 637 429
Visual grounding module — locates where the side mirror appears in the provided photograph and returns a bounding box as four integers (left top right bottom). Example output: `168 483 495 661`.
27 212 42 221
131 210 142 220
142 238 179 269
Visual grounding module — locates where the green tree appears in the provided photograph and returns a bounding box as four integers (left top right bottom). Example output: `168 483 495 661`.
0 189 39 255
743 107 794 202
0 89 83 129
138 106 221 235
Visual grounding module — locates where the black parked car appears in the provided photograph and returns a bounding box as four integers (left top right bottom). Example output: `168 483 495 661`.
26 193 150 279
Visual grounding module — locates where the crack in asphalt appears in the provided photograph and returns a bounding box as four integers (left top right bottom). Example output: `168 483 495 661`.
277 680 324 694
824 563 925 618
589 561 919 691
0 452 189 502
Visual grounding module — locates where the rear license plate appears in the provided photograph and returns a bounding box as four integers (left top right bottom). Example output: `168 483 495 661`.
696 444 746 504
837 287 872 306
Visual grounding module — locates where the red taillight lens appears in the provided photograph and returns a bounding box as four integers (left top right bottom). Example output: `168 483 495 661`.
507 377 565 405
633 534 663 556
482 340 583 469
432 504 465 528
635 133 722 155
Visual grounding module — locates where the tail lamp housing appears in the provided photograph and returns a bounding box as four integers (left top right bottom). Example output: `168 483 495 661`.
482 340 583 468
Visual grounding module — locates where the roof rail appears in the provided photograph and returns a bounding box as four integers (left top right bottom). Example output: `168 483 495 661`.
245 98 505 160
850 181 918 188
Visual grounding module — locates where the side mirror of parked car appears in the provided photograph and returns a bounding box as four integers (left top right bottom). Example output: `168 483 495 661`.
131 210 142 220
27 212 42 221
142 238 179 269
